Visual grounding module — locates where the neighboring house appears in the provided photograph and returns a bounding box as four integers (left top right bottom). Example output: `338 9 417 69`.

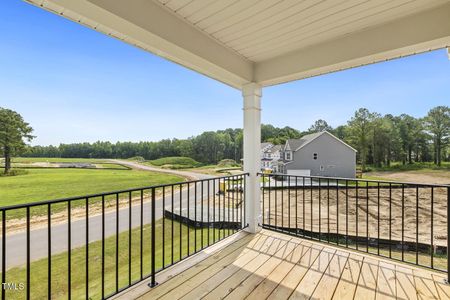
260 142 273 170
261 144 282 171
279 131 357 178
260 142 273 158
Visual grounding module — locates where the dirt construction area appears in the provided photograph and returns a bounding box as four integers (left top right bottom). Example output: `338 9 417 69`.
262 184 448 250
366 170 450 185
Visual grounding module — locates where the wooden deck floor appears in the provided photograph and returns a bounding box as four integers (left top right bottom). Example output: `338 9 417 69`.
117 230 450 300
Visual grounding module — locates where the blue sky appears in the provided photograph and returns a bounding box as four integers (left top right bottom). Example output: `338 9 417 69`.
1 1 449 146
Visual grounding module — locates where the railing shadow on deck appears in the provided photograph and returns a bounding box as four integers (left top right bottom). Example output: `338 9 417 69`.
259 173 450 281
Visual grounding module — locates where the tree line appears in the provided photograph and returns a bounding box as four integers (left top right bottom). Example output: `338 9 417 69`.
23 126 301 165
331 106 449 170
16 106 450 169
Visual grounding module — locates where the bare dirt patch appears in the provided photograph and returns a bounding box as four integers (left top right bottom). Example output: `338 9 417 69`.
263 185 448 248
366 170 450 185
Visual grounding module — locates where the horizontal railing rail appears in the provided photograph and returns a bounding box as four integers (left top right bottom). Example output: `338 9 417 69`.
0 173 248 299
259 173 450 281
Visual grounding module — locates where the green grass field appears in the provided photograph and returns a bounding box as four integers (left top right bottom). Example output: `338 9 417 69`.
11 157 105 163
0 168 184 207
3 219 229 300
1 157 129 170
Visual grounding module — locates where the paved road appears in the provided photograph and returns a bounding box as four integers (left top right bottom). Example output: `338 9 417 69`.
1 161 231 270
112 159 212 181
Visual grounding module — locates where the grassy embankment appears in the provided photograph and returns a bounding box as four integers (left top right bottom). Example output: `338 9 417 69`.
141 156 202 169
129 156 242 175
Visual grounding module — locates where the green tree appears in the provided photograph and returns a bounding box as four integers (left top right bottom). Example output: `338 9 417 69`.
382 114 402 166
396 114 422 164
371 115 389 167
0 108 34 173
347 108 376 171
332 125 347 140
308 119 333 133
424 106 450 166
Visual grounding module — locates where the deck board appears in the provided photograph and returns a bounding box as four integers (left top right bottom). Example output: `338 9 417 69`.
158 233 274 300
267 244 324 300
125 229 447 300
222 239 301 299
311 250 349 300
289 247 336 299
396 265 417 300
432 273 450 300
245 241 313 299
414 268 439 299
190 236 288 300
332 253 363 300
376 261 397 299
354 257 379 299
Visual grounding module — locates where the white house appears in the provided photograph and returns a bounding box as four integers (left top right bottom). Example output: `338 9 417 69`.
260 143 282 171
260 142 273 158
279 131 357 178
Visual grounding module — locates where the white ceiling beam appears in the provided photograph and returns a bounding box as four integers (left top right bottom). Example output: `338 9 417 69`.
25 0 253 89
254 3 450 86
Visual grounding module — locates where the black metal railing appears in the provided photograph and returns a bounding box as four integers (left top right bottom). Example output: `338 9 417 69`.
259 173 450 280
0 173 247 299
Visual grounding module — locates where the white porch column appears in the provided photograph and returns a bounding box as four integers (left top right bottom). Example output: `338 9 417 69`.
242 82 262 233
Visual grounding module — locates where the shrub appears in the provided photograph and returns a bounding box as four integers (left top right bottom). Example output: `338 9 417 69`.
129 156 145 162
149 157 201 168
160 164 192 170
0 169 28 177
217 159 239 167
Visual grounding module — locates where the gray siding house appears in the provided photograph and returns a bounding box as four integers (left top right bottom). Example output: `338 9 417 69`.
279 131 357 178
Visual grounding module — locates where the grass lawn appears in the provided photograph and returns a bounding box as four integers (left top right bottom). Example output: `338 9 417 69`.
9 162 129 170
2 157 130 170
0 168 184 216
11 157 106 163
3 219 229 300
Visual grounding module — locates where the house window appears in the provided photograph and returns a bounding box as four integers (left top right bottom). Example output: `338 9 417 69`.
313 153 318 160
285 152 291 160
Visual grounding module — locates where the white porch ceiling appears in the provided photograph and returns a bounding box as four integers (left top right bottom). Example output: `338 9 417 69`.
155 0 448 62
26 0 450 88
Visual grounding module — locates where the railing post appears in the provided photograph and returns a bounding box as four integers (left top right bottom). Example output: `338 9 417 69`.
149 187 158 288
447 186 450 283
242 83 262 234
